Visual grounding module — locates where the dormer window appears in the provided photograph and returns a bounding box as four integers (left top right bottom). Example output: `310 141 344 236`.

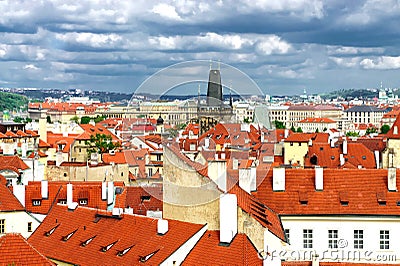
45 224 60 236
79 199 88 205
58 199 67 205
117 245 135 257
62 229 78 241
139 249 160 263
81 235 96 247
32 200 41 206
100 240 118 252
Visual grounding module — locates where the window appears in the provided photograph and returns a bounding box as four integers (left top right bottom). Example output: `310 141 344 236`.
32 200 41 206
284 229 290 243
290 142 293 146
148 168 153 177
79 199 88 205
58 199 67 205
156 154 162 161
328 230 338 248
0 219 4 234
28 222 32 232
354 230 363 249
380 230 389 250
303 229 313 248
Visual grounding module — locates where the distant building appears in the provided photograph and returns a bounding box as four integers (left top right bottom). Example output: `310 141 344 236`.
344 105 385 129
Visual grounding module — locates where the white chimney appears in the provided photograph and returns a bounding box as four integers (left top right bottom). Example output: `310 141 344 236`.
107 181 114 205
41 180 48 199
315 166 323 191
208 160 227 192
21 143 27 158
67 183 73 206
101 181 107 200
62 131 68 137
374 150 380 169
112 208 123 216
56 151 63 167
339 154 345 166
250 166 257 191
308 139 313 146
343 139 348 155
219 193 237 243
204 138 210 149
394 126 398 135
13 185 25 207
312 254 320 266
68 202 78 210
232 159 239 170
157 219 169 235
284 129 289 138
124 207 134 215
214 154 219 160
272 167 285 191
388 168 397 192
239 168 251 194
261 132 265 142
220 153 226 160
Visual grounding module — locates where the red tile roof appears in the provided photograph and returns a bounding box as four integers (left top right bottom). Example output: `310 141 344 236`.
0 233 55 266
28 205 205 266
253 168 400 215
25 181 125 215
284 133 314 143
79 124 120 141
282 262 397 266
182 230 262 266
102 151 127 164
47 132 80 153
299 117 335 123
0 155 30 172
386 114 400 139
124 185 163 215
38 139 51 148
0 182 24 211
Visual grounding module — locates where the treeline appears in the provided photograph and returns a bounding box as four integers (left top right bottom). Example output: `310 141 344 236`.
0 91 28 112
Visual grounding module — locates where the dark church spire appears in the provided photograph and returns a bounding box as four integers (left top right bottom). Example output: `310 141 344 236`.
207 68 223 106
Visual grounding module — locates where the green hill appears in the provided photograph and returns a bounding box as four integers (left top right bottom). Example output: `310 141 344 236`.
0 91 29 112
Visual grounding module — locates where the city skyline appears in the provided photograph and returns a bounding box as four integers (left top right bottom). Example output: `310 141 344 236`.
0 1 399 95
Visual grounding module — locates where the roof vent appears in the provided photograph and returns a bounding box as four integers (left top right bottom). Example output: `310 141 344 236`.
157 219 168 235
139 249 160 263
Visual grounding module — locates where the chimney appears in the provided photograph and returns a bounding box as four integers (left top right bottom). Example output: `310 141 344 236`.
239 168 251 194
204 138 210 149
112 208 123 216
56 151 64 167
308 139 313 146
21 143 27 158
41 180 48 199
107 181 114 205
374 150 380 169
157 219 169 235
312 254 320 266
232 159 239 170
339 154 345 166
62 131 68 137
101 181 107 200
388 168 397 192
272 167 285 191
219 193 237 244
250 166 257 191
13 185 25 207
343 139 348 155
208 160 227 192
261 132 265 142
394 126 398 135
315 166 323 191
284 129 289 138
67 183 73 206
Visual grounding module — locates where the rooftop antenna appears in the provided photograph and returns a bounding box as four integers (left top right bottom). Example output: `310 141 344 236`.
209 59 212 70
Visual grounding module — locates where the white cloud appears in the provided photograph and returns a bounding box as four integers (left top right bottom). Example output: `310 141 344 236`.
152 3 182 21
256 36 291 55
360 56 400 69
23 64 39 70
327 46 385 56
55 32 124 49
330 57 361 68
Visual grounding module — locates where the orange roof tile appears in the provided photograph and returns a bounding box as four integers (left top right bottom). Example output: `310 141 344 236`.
102 151 127 164
25 181 125 215
38 138 51 148
0 155 30 171
28 205 205 266
0 182 24 211
386 115 400 139
253 168 400 215
182 231 261 266
0 233 55 265
124 185 163 215
299 117 335 123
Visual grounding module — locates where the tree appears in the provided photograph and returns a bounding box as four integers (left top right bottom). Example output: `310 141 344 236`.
94 115 106 123
323 127 327 132
70 116 79 123
80 116 91 124
346 131 359 137
25 117 32 123
381 124 391 134
13 117 23 123
274 120 285 129
366 127 377 135
290 125 296 132
296 127 303 133
85 133 120 158
243 118 250 123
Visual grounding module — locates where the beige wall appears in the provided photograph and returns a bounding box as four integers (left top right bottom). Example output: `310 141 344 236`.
284 141 309 166
383 139 400 169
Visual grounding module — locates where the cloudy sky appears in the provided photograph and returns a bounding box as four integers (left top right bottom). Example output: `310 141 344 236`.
1 0 400 96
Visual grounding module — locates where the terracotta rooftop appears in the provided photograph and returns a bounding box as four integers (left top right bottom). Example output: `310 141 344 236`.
253 168 400 215
124 185 163 215
182 230 261 266
25 181 125 215
0 233 55 266
386 115 400 139
0 155 30 172
0 182 25 211
28 205 205 266
299 117 335 123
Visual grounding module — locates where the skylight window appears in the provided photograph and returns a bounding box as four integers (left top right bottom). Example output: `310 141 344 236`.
101 240 118 252
45 224 60 236
62 228 78 241
139 249 160 263
81 235 97 247
117 245 135 257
